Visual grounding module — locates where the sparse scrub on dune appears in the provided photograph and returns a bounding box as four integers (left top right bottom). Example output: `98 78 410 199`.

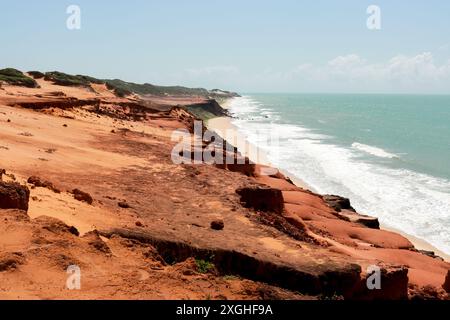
28 71 45 79
0 68 39 88
1 68 239 99
44 71 92 87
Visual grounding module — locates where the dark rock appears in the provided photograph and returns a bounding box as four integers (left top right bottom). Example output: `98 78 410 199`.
68 226 80 236
72 189 93 205
135 221 143 227
337 209 380 229
418 250 444 261
323 195 380 229
118 201 131 209
236 186 284 214
211 220 224 231
0 181 30 212
27 176 61 193
323 195 355 212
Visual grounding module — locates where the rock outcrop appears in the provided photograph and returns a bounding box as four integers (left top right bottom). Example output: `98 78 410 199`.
324 195 380 229
323 195 355 212
351 265 409 300
0 181 30 212
98 227 363 298
443 270 450 293
236 186 284 214
210 220 224 231
337 209 380 229
71 189 93 205
27 176 61 193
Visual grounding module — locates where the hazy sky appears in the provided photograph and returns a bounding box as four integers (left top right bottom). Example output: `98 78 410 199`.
1 0 450 93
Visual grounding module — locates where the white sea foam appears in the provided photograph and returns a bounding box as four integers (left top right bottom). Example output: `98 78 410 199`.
227 96 450 255
352 142 399 159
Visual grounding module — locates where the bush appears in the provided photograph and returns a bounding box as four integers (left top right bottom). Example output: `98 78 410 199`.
28 71 45 79
76 75 105 85
195 259 215 274
44 71 93 87
0 68 38 88
2 68 237 99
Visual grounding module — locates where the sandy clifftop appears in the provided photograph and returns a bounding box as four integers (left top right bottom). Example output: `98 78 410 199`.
0 73 449 300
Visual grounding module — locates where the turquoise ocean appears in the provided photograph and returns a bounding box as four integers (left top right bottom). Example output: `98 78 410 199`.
227 94 450 255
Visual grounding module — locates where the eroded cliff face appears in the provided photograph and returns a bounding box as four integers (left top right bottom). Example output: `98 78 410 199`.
184 99 231 120
0 76 448 300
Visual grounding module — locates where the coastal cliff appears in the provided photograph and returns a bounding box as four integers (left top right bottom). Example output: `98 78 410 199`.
0 69 448 300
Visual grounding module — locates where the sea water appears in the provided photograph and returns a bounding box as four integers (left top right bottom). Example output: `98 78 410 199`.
227 93 450 255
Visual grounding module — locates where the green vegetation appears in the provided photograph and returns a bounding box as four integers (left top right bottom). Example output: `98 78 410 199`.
28 71 45 79
44 71 92 87
185 106 217 121
195 259 215 274
103 79 212 97
42 72 214 97
0 68 38 88
185 100 229 121
1 68 239 99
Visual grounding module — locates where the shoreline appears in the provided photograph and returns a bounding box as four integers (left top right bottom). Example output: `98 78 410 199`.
208 102 449 262
207 116 310 190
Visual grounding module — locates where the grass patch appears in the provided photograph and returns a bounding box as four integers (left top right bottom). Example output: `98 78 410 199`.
0 68 38 88
195 259 215 274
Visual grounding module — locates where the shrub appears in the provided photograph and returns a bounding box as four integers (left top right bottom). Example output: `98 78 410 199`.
0 68 38 88
44 71 92 87
195 259 215 274
28 71 45 79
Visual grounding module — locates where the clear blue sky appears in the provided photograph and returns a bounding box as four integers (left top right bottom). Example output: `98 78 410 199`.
1 0 450 93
